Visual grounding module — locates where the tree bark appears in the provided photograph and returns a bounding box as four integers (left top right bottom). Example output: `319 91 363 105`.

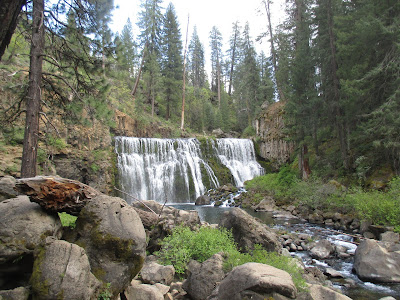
21 0 44 178
0 0 26 60
299 144 311 180
180 15 189 131
15 176 100 215
228 24 238 96
326 0 349 169
263 0 285 102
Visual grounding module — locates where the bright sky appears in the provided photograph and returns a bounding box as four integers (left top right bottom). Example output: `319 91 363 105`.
110 0 286 71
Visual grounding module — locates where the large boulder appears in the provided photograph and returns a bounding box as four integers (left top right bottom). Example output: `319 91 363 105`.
308 284 352 300
0 195 62 264
353 239 400 283
132 200 201 252
140 258 175 285
310 240 335 259
72 194 147 295
0 287 30 300
124 282 164 300
0 176 17 201
195 195 211 206
217 262 297 299
219 208 281 252
183 253 226 300
30 238 101 299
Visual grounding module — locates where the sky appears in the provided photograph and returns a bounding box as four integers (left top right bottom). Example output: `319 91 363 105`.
110 0 286 72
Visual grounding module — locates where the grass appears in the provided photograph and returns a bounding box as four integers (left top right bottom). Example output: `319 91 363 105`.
244 166 400 231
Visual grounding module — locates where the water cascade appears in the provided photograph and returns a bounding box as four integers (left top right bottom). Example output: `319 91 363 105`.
115 137 263 203
213 138 264 187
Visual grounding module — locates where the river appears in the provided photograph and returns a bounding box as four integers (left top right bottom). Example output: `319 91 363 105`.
169 204 400 300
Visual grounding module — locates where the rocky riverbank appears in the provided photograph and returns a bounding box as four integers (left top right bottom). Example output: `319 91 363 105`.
1 176 399 299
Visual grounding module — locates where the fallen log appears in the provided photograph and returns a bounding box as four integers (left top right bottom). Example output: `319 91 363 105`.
15 176 100 215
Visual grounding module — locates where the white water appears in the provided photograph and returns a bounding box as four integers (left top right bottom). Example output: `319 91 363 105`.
115 137 220 203
213 138 264 187
115 137 263 203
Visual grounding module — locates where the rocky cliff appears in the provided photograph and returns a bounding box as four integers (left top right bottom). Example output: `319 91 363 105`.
254 101 295 167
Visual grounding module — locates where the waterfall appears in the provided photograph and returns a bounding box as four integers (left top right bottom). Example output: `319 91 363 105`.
115 137 219 203
213 138 264 187
115 137 263 203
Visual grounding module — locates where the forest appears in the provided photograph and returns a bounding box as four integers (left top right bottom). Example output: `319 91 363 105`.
0 0 399 183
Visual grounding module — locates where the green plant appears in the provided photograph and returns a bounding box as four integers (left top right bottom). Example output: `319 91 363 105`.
48 136 67 151
58 212 77 229
91 163 100 173
155 225 237 275
98 283 112 300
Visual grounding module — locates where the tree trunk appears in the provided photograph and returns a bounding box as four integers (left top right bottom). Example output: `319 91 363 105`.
0 0 26 60
21 0 44 178
180 15 189 131
299 144 311 180
228 25 238 96
217 56 221 108
263 0 285 102
326 0 349 169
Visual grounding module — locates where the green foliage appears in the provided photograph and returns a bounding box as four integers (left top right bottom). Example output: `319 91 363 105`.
224 244 307 291
2 126 25 146
58 213 77 229
156 225 237 275
98 283 112 300
242 126 256 138
156 226 306 291
345 177 400 228
47 136 67 151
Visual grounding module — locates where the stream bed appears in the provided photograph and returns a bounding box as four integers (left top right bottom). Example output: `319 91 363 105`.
169 204 400 300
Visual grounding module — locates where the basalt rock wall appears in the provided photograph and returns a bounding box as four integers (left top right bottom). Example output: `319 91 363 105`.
254 101 295 168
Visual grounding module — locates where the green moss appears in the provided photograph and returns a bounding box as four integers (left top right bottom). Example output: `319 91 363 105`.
30 246 50 298
92 268 107 281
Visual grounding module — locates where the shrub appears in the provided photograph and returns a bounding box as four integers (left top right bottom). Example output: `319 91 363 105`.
156 225 237 275
155 226 307 291
58 212 77 229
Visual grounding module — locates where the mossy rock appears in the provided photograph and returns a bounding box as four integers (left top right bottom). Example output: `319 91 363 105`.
73 194 146 296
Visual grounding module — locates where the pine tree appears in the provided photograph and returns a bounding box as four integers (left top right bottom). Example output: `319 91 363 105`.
161 3 183 121
226 21 242 96
118 18 136 76
187 27 206 89
209 26 223 106
137 0 164 116
234 22 261 131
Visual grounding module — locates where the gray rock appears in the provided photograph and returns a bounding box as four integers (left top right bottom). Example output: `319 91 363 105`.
0 195 62 264
308 284 352 300
219 208 281 252
30 238 101 299
195 195 211 206
253 197 277 211
125 283 164 300
353 239 400 283
378 297 397 300
324 268 344 279
154 283 170 295
380 231 400 243
183 253 225 300
140 260 175 285
363 231 376 239
310 240 335 259
0 287 29 300
0 176 17 201
218 262 297 299
73 194 146 295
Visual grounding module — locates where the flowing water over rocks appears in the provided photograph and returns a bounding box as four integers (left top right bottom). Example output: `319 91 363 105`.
170 204 400 300
115 137 263 203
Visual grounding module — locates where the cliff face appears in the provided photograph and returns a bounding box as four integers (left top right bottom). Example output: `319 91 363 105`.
255 101 295 167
